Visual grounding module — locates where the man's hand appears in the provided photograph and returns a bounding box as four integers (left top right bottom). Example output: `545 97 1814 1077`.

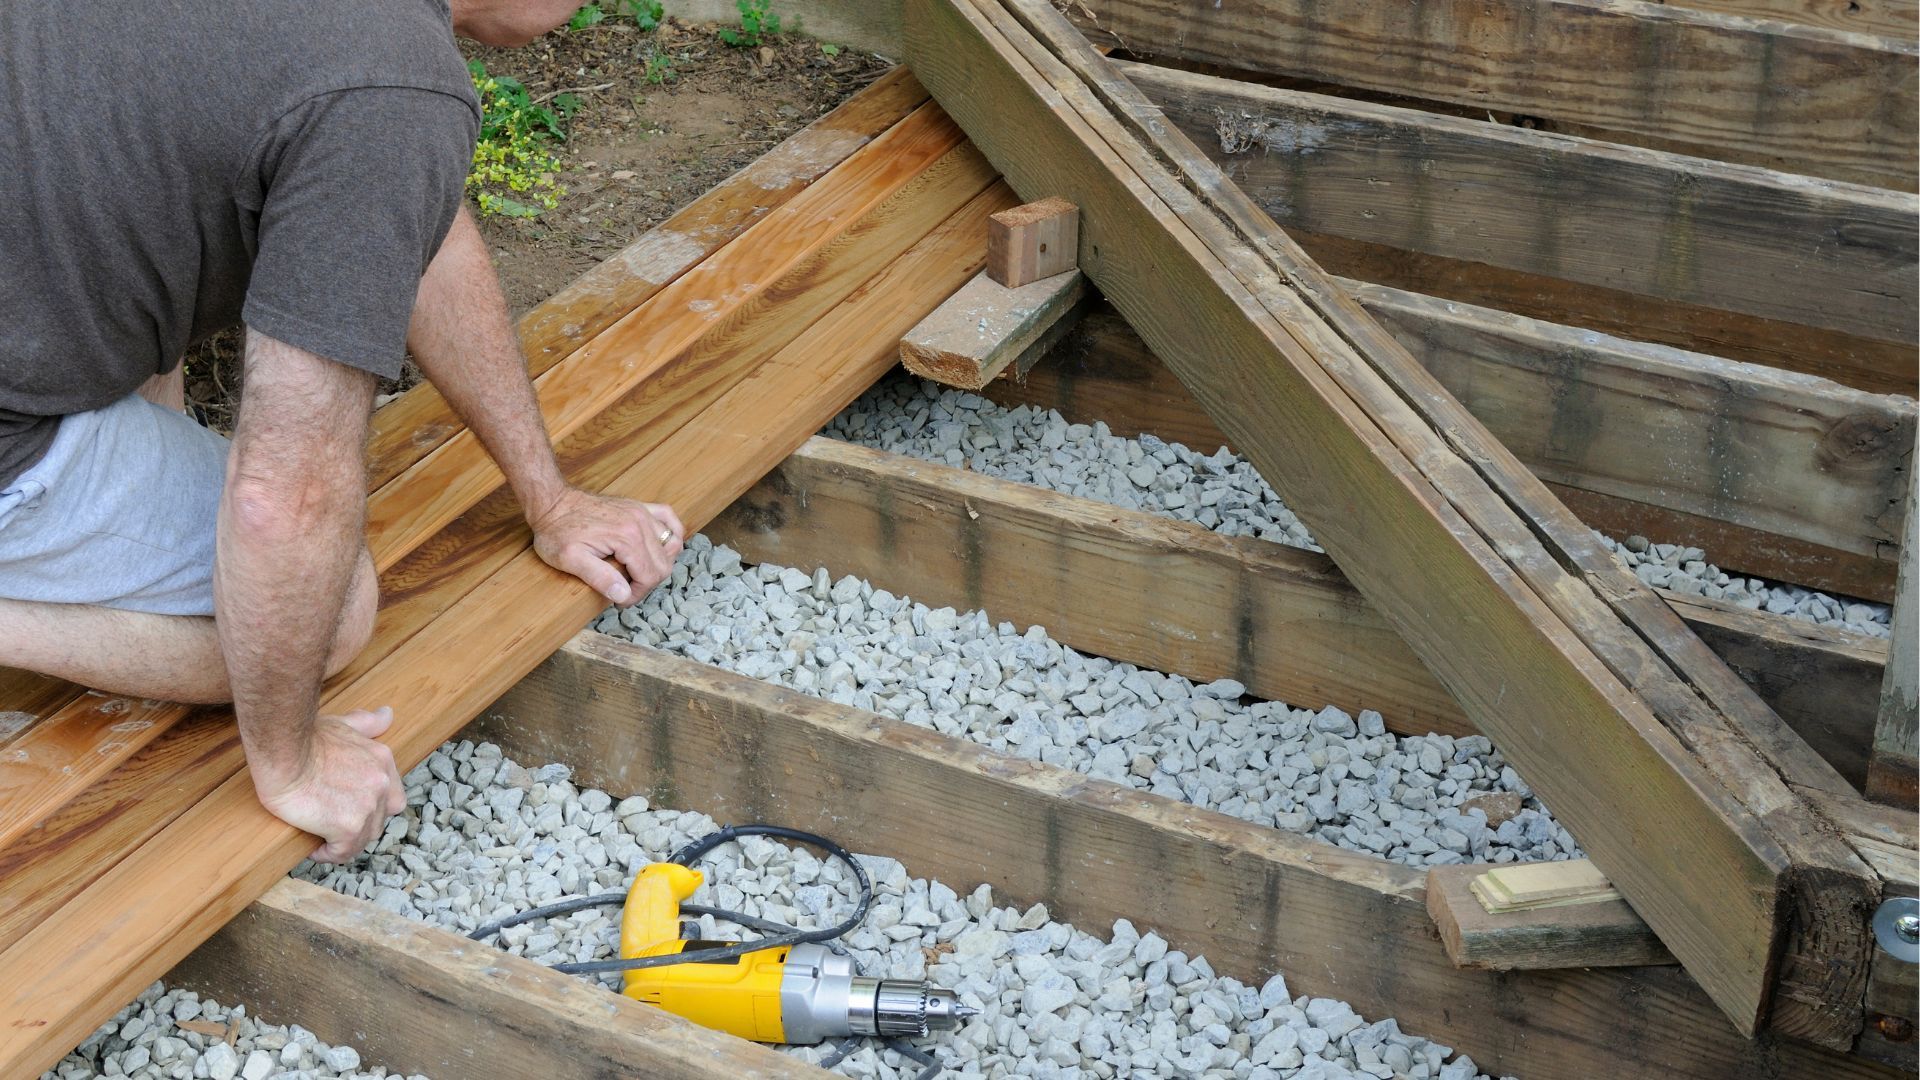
531 488 684 605
254 707 407 864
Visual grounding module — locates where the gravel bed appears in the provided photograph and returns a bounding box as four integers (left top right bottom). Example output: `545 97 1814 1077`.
298 741 1511 1080
595 535 1582 868
823 375 1892 638
44 984 406 1080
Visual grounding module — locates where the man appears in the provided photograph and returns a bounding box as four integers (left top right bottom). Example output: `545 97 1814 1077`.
0 0 681 863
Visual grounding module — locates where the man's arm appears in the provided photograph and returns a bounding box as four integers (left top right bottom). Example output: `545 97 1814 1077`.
219 331 403 862
408 205 683 603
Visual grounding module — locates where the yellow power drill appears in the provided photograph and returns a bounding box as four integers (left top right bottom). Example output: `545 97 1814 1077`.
618 861 977 1044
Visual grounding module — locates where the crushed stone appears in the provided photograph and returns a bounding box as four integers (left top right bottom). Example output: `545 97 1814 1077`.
296 742 1513 1080
43 985 411 1080
596 536 1581 868
823 375 1892 639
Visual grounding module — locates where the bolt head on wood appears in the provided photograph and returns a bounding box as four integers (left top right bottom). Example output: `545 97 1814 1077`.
987 197 1079 288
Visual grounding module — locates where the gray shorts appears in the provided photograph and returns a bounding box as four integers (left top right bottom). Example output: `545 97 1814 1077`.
0 395 228 616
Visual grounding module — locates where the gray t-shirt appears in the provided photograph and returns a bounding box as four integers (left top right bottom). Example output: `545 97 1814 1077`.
0 0 481 483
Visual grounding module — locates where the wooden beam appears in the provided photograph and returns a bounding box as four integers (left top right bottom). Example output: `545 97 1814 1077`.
362 66 931 491
1293 232 1920 397
1661 0 1916 37
0 146 1012 1075
1426 863 1675 971
1122 60 1920 354
711 437 1890 792
168 880 822 1079
362 102 969 571
983 293 1915 602
910 0 1874 1035
1064 0 1919 188
1868 449 1919 805
899 267 1088 389
479 633 1899 1080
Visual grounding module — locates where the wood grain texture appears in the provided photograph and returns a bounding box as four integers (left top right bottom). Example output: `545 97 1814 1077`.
0 671 85 747
898 268 1088 388
1868 449 1918 806
479 633 1899 1080
168 879 822 1080
0 173 1012 1078
362 66 930 491
987 292 1915 601
714 437 1891 789
362 103 968 570
1662 0 1917 37
1427 863 1675 971
1297 231 1919 396
909 0 1863 1034
1125 59 1920 345
987 196 1079 285
995 1 1875 1039
1067 0 1920 188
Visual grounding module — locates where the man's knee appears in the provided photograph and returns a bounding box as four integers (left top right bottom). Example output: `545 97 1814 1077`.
325 550 377 677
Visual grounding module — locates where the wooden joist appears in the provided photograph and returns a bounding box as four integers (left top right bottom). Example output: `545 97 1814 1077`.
710 437 1893 790
483 633 1900 1080
1869 454 1919 805
898 267 1087 388
905 0 1879 1037
0 101 1010 1075
1426 862 1675 972
1123 59 1920 395
167 879 822 1079
983 291 1916 603
1063 0 1919 188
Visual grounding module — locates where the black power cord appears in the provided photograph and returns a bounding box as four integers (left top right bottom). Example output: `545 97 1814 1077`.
470 824 873 974
466 823 946 1077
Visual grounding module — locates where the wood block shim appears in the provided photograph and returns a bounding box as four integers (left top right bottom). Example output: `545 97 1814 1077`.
904 0 1879 1038
1471 860 1620 912
899 267 1088 388
987 196 1079 286
1427 864 1676 972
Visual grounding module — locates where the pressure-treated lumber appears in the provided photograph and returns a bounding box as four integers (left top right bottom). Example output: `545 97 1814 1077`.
0 71 939 862
983 290 1917 602
1868 453 1919 805
362 101 968 570
910 0 1876 1036
482 633 1900 1080
362 65 931 491
1064 0 1920 188
898 267 1087 388
0 143 1011 1074
1124 60 1920 362
167 879 823 1080
712 437 1892 789
1427 862 1673 971
1666 0 1916 36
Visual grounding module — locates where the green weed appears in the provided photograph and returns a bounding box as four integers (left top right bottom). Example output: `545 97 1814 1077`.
570 0 664 31
467 59 575 218
718 0 780 47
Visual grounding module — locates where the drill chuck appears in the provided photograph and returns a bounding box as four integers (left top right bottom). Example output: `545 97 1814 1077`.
783 944 978 1043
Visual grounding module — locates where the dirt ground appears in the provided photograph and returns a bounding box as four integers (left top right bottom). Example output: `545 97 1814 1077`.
185 17 889 430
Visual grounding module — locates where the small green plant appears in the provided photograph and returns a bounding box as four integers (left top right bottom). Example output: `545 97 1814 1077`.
467 60 575 218
819 42 841 57
718 0 780 46
569 0 663 31
642 49 676 84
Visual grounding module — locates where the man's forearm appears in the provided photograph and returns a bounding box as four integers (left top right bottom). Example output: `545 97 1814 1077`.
218 333 375 790
409 206 568 520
